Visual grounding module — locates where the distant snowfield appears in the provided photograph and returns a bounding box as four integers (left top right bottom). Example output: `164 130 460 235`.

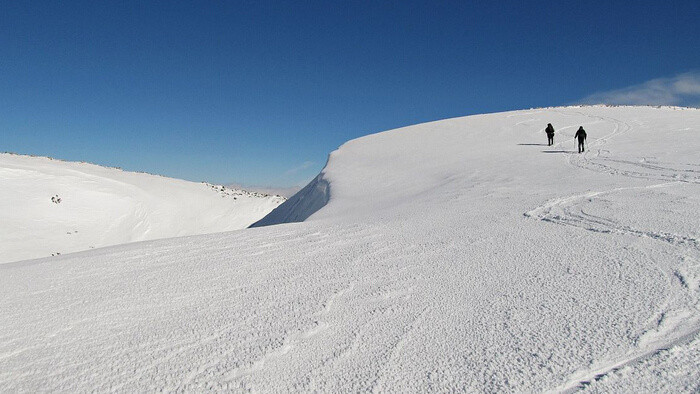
0 154 284 263
1 106 699 391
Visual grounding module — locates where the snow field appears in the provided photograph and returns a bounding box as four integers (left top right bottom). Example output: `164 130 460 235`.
0 154 285 263
1 106 699 391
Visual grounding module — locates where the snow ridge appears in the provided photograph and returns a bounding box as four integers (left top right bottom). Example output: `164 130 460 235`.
0 154 285 263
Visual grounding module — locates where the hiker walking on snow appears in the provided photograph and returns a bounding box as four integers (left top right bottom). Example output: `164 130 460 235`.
575 126 587 153
545 123 555 146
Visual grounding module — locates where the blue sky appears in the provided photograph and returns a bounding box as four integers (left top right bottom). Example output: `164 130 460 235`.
1 1 699 187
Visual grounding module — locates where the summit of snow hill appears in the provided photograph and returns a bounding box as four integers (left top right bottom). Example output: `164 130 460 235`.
0 153 285 264
254 105 700 227
2 105 700 391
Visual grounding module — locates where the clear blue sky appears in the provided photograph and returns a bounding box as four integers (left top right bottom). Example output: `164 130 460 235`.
2 1 699 187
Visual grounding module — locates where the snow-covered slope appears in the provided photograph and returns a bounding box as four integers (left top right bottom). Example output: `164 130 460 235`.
1 106 700 392
0 154 284 263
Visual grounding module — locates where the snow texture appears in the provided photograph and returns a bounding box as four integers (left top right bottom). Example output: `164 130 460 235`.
1 106 700 392
0 154 284 264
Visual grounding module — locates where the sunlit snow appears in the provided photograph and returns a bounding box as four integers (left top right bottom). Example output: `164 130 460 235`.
0 155 284 263
1 106 699 391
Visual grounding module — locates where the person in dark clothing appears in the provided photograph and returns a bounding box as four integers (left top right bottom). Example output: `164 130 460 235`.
545 123 555 146
574 126 587 153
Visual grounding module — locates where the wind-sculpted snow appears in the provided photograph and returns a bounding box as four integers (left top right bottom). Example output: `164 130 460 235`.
0 154 285 263
251 171 330 227
1 106 700 392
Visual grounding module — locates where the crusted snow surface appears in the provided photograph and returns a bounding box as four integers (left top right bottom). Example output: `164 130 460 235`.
0 154 285 263
1 106 700 392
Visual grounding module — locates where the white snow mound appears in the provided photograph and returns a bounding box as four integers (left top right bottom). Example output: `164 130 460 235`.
2 106 700 392
0 154 284 263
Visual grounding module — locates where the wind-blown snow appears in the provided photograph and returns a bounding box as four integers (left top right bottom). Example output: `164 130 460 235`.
251 172 330 227
0 154 284 264
1 106 699 391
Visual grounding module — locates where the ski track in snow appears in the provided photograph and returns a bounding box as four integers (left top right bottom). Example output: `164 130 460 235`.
525 109 700 392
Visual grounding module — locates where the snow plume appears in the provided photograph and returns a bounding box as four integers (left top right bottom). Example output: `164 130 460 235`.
580 71 700 107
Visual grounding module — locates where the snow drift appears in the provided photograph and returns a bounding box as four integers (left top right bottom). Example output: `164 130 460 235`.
2 106 700 392
0 154 284 264
251 169 330 227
